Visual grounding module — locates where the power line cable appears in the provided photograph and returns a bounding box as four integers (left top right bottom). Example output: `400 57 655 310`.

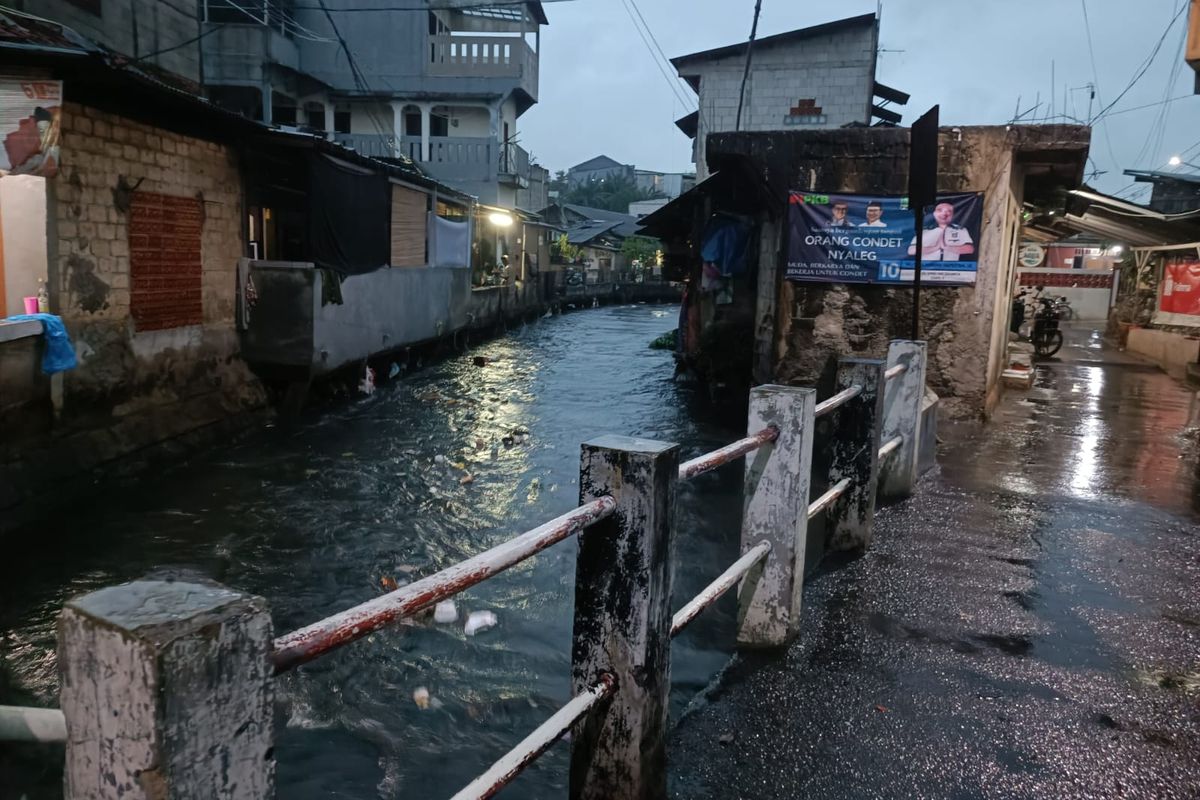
1089 0 1187 124
315 0 398 149
133 23 225 61
625 0 696 109
292 0 578 10
735 0 764 132
618 0 694 111
1078 0 1122 174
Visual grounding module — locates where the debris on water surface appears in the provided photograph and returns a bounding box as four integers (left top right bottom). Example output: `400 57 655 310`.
413 687 431 709
874 704 890 713
460 473 475 485
380 576 399 591
464 610 498 636
718 732 734 745
434 600 458 624
434 454 447 466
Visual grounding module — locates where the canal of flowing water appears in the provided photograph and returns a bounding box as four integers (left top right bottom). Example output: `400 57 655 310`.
0 304 750 799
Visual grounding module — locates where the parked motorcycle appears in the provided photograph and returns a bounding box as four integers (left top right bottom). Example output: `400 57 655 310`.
1030 297 1064 358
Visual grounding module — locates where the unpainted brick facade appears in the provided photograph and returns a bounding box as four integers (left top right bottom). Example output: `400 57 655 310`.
13 101 267 494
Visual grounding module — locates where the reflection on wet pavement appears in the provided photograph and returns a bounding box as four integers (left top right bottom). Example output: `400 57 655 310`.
671 327 1200 799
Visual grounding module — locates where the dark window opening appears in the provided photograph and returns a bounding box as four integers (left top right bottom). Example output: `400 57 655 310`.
404 111 421 137
334 109 351 134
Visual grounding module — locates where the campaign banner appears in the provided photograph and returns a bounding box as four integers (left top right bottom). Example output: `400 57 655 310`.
0 79 62 178
786 191 984 285
1155 254 1200 327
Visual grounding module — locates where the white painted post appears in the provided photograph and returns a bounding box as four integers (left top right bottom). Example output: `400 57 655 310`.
736 384 816 648
825 358 886 553
571 435 678 800
878 340 928 500
58 579 275 799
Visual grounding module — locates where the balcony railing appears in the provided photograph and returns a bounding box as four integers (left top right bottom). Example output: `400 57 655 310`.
500 142 529 188
428 34 538 98
332 133 398 159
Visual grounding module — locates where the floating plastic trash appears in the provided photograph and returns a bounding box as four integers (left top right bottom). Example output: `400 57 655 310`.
464 610 498 637
434 601 458 624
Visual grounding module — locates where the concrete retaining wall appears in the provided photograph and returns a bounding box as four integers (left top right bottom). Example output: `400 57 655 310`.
1127 327 1200 379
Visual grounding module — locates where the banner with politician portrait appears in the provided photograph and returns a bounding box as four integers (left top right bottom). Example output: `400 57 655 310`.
785 191 984 285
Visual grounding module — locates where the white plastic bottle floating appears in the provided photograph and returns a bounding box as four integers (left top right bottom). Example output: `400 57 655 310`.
464 610 498 636
433 600 458 624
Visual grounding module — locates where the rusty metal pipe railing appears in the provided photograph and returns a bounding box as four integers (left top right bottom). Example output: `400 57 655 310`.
271 497 618 673
678 426 779 481
814 386 862 417
670 541 772 637
884 364 907 381
807 478 852 520
448 675 616 800
0 706 66 743
878 435 902 459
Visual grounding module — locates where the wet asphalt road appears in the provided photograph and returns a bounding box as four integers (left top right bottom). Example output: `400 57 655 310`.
670 327 1200 799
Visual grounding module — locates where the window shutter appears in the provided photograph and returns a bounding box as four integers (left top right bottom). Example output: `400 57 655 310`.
391 185 427 267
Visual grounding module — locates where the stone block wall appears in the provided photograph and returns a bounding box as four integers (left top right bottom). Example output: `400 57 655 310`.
708 125 1090 419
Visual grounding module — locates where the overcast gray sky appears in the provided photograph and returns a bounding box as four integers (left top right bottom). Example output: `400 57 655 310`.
520 0 1200 200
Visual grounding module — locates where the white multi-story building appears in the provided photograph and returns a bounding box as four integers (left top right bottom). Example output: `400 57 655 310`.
670 14 907 178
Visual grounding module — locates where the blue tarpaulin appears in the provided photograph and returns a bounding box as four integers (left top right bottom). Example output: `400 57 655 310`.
6 314 78 374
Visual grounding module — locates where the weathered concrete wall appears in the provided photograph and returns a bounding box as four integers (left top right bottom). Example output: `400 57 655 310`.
709 125 1089 419
1127 327 1200 378
32 0 202 83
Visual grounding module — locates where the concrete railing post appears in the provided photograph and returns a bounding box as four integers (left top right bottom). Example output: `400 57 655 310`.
825 358 886 553
59 579 275 800
879 340 928 500
736 384 816 648
571 435 678 800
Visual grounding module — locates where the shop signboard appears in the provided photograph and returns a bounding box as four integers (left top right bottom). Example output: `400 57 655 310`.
0 79 62 178
785 191 984 285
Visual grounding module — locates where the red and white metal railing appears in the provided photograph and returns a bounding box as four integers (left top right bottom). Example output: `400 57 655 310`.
272 497 616 673
449 674 617 800
18 344 931 800
678 425 779 481
671 540 772 637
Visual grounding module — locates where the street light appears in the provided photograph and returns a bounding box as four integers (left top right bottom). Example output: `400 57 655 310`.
1168 155 1200 169
487 211 514 227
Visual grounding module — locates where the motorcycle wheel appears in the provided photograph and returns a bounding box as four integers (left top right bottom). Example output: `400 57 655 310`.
1058 305 1074 321
1033 329 1063 358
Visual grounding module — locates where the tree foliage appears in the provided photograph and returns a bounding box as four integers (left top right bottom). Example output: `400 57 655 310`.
621 235 659 266
561 174 662 213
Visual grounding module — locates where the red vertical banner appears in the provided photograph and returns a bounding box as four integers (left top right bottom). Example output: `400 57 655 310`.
1159 255 1200 319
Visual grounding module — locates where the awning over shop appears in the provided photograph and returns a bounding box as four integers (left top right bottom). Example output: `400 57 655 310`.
1024 187 1200 248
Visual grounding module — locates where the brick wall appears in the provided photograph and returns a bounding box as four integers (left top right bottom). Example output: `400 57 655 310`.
43 100 263 442
52 101 241 329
